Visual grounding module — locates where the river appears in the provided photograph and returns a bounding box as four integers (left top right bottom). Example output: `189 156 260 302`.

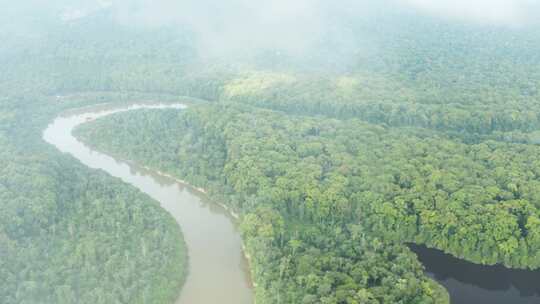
42 102 254 304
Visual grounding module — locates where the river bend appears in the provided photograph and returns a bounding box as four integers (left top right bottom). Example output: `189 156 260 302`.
43 102 254 304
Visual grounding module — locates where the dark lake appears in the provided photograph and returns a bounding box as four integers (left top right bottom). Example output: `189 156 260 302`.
410 244 540 304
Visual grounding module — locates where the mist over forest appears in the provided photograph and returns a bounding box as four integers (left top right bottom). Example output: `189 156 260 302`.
2 1 540 304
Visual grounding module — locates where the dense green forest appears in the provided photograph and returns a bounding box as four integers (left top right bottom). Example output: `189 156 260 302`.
1 4 200 303
75 106 450 303
4 0 540 303
75 104 540 271
0 94 187 304
70 9 540 301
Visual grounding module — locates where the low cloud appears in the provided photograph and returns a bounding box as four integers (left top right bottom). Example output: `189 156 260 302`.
111 0 329 56
107 0 540 59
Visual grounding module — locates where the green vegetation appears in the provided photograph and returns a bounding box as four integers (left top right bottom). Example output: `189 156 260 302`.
1 5 197 303
74 26 540 296
0 3 203 302
0 93 187 304
5 1 540 303
75 106 449 303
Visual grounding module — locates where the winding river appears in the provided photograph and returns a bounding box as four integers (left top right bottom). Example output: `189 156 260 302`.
42 102 540 304
43 102 253 304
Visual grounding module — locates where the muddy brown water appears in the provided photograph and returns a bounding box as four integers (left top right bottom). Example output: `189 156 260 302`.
43 102 254 304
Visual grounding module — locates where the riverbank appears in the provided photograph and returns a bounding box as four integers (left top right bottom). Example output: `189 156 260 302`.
132 162 258 288
83 141 260 298
88 146 261 294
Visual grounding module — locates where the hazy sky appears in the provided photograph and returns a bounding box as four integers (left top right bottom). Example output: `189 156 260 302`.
401 0 540 26
8 0 539 27
108 0 540 28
